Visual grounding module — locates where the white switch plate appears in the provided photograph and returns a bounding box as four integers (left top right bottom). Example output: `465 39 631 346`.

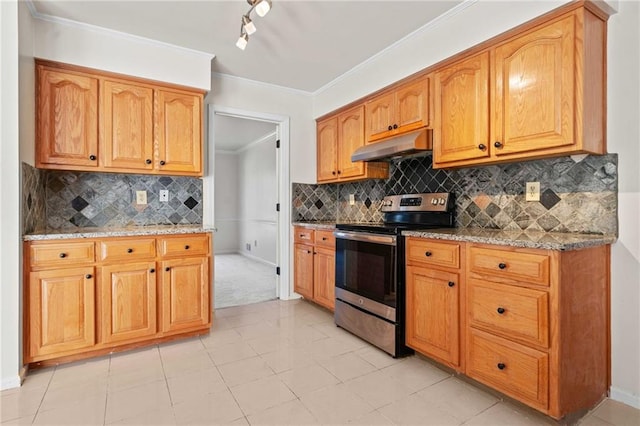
525 182 540 202
349 194 355 205
136 190 147 205
159 190 169 202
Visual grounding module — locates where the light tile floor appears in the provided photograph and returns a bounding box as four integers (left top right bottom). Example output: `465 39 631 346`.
2 299 639 425
214 254 277 309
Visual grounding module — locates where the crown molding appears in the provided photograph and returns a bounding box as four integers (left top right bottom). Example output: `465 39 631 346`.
312 0 478 97
25 0 215 61
212 72 313 97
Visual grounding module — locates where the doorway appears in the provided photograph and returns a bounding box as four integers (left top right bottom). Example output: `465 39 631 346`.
205 106 291 309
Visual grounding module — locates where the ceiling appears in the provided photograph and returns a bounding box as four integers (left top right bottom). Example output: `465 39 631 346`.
30 0 464 93
214 114 276 152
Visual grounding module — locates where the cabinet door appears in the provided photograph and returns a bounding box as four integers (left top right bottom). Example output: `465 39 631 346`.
101 80 154 171
396 77 429 133
28 267 95 360
160 257 210 333
313 246 335 311
156 90 202 175
365 91 395 142
406 265 460 366
433 52 490 166
337 105 365 179
37 67 99 168
293 243 314 300
494 16 575 155
99 262 157 344
316 117 338 182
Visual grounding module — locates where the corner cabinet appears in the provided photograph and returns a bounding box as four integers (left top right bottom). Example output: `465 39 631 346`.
365 77 430 143
316 105 388 184
293 227 335 311
36 60 204 177
24 233 212 366
432 6 607 168
406 237 610 419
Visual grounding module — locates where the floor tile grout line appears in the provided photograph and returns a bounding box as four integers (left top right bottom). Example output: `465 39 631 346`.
30 364 57 424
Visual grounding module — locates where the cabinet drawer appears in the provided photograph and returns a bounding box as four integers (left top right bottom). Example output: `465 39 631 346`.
469 246 550 286
29 241 95 268
158 234 210 257
406 238 460 269
469 279 549 347
315 230 335 248
294 227 314 244
467 328 549 410
99 238 156 262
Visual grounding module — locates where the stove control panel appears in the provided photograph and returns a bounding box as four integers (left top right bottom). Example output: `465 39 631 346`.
381 193 452 213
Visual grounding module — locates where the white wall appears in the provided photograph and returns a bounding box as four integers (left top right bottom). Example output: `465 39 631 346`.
237 136 278 265
214 152 239 254
606 0 640 408
0 0 23 389
19 1 35 167
206 75 315 184
33 17 213 91
311 0 639 408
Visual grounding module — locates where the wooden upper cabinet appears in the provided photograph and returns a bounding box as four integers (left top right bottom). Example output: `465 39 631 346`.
433 7 606 168
494 15 575 156
433 52 491 166
337 106 366 179
35 60 204 176
37 66 99 168
365 77 429 143
316 104 388 183
316 117 339 182
101 80 154 171
156 89 203 175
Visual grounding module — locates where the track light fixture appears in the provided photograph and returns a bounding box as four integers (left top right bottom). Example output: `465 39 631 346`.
236 0 272 50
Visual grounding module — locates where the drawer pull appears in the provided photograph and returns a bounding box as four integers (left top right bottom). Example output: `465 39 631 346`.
498 263 507 270
145 159 152 164
497 363 506 370
478 144 486 151
159 160 166 166
448 281 455 287
165 267 170 271
127 248 133 253
149 268 155 273
388 125 393 131
185 245 190 250
59 253 67 258
322 237 327 241
425 251 432 257
497 307 506 314
300 234 305 238
89 154 97 161
85 274 92 279
306 250 311 254
494 141 503 148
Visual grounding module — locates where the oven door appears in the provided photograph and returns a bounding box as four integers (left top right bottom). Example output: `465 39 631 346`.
334 231 397 308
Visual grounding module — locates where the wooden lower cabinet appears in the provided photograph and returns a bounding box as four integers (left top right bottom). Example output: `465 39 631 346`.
27 267 96 361
293 227 335 310
160 257 210 334
99 262 157 344
24 233 212 365
406 237 610 419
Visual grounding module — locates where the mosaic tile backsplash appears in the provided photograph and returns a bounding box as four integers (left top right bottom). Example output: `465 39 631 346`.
22 163 47 234
292 154 618 235
22 163 203 232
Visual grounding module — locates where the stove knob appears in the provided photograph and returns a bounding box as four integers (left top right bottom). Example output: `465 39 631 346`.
431 199 438 205
439 198 446 205
386 200 393 206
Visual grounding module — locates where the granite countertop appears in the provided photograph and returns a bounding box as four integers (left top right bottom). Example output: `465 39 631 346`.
291 221 337 230
403 228 616 251
24 224 215 241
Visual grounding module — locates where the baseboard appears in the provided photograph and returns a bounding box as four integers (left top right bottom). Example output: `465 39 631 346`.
1 375 22 390
239 252 276 267
214 249 239 255
610 386 640 409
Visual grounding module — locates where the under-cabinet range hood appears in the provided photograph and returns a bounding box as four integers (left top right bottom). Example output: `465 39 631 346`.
351 128 432 162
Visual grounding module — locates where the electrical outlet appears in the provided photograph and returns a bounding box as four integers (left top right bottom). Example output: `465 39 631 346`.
135 190 147 205
159 190 169 202
246 243 251 251
525 182 540 202
254 240 258 247
349 194 355 205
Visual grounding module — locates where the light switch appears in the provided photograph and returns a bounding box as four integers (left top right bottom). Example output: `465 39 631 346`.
349 194 355 205
136 190 147 205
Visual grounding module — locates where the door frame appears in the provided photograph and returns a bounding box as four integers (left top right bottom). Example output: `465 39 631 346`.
204 105 292 302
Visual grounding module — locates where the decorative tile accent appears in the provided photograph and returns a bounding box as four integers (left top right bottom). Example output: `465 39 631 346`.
44 171 203 230
22 163 47 234
292 153 618 235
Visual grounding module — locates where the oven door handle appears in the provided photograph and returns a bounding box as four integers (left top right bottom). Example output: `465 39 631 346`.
334 231 397 246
